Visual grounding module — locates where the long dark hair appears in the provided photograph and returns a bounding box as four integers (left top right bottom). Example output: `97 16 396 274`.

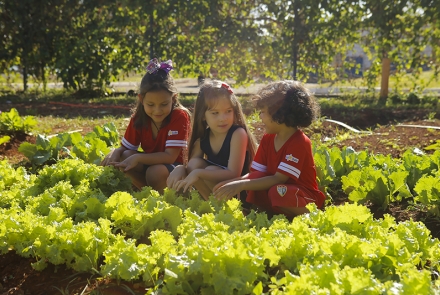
188 80 257 169
132 60 190 130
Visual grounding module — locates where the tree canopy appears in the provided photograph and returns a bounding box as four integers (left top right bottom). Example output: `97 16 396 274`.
1 0 438 98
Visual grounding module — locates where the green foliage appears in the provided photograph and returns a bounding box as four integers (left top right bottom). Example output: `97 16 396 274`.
18 122 120 167
341 167 412 210
19 134 71 166
0 135 10 145
402 150 439 189
414 174 440 216
361 0 439 98
1 155 440 293
313 145 371 197
0 108 36 134
313 145 440 212
1 0 439 93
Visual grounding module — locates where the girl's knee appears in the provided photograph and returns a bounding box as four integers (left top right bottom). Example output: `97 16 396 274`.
205 165 222 171
146 165 169 180
187 158 207 172
145 165 169 191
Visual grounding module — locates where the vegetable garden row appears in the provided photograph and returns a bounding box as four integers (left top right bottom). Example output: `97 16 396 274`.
1 108 440 294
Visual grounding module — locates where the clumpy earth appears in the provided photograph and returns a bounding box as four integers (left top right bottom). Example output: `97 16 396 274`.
0 99 439 295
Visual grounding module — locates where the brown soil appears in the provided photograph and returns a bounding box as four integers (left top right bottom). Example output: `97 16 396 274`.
0 100 439 294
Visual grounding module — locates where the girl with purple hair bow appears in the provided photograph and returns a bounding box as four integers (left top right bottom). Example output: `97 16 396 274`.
101 58 191 192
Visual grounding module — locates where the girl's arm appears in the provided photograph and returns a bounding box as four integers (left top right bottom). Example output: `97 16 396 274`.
188 138 204 159
113 147 181 172
212 173 250 192
213 172 289 200
178 128 248 192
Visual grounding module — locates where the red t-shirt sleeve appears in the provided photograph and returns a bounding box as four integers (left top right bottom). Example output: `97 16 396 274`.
121 117 140 150
164 109 190 149
250 134 269 172
276 133 308 180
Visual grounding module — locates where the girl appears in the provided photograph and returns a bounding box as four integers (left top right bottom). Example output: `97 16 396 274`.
101 58 191 192
213 80 326 217
167 80 257 201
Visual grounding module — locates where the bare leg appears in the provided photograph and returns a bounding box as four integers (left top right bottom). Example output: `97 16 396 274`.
186 158 212 200
279 206 310 217
202 165 224 196
145 164 170 194
120 150 146 190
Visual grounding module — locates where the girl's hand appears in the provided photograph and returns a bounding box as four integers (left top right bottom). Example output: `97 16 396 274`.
213 179 230 192
101 149 121 166
176 170 200 193
167 165 187 189
113 154 139 172
214 181 243 201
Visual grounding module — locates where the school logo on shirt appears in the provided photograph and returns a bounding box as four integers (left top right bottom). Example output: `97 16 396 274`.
285 154 298 163
277 185 287 197
168 130 179 136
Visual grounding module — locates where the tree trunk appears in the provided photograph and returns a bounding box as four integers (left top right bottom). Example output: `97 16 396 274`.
23 65 28 92
41 63 47 93
149 9 154 59
378 55 390 105
292 1 299 81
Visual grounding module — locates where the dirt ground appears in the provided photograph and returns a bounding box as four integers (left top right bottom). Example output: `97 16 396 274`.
0 99 439 295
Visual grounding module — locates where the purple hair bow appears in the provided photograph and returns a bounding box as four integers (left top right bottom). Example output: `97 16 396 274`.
146 58 173 75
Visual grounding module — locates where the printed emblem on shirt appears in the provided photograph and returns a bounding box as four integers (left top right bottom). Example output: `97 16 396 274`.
277 185 287 197
168 130 179 136
285 154 299 163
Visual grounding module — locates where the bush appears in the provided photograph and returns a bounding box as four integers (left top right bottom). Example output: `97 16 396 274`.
407 92 421 105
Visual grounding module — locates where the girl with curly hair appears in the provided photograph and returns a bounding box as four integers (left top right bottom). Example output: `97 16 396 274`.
214 80 325 217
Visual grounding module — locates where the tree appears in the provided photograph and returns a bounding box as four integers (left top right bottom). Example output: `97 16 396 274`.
53 1 147 90
420 0 440 79
0 0 48 91
246 0 363 84
361 0 433 103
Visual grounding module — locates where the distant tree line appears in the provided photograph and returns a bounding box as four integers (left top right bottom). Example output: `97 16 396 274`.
1 0 439 98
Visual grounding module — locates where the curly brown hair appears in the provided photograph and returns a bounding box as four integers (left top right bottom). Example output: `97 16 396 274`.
254 80 320 128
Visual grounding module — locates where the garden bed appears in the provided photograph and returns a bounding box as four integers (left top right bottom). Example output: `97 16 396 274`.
0 99 439 295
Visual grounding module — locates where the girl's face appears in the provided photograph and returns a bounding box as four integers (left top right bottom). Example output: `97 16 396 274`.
140 90 174 125
204 96 234 135
259 106 279 134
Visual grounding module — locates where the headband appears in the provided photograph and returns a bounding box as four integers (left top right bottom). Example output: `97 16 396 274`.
146 58 173 75
221 82 233 94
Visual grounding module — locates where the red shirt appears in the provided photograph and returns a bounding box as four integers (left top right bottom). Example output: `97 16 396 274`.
251 130 320 192
121 108 190 163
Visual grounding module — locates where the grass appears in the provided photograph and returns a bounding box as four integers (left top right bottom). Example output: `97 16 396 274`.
1 85 438 144
0 70 188 86
323 70 440 89
30 116 129 137
3 69 440 91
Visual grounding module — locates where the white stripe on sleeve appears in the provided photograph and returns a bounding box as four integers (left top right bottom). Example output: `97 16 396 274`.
121 138 139 150
166 140 188 148
251 161 267 172
278 162 301 178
